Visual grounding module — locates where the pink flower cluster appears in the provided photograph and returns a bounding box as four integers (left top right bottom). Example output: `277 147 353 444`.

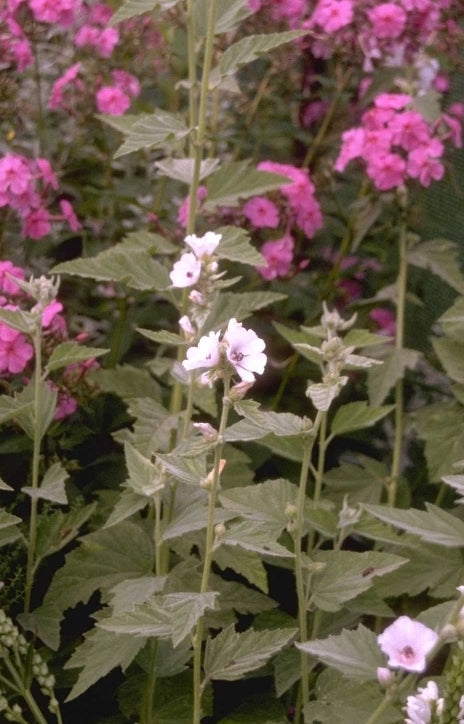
74 3 119 58
242 162 322 280
334 92 462 190
0 153 81 239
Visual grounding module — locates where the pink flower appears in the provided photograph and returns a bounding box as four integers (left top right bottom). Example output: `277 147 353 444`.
407 140 444 187
374 93 412 110
0 325 33 374
49 62 82 110
59 199 82 231
0 154 31 196
183 331 221 372
169 252 202 288
54 392 78 420
96 27 119 58
0 261 24 295
334 128 365 172
112 70 140 98
36 158 59 190
368 3 406 39
257 235 294 281
243 197 280 229
42 300 64 328
311 0 354 32
389 110 431 151
377 616 439 673
95 86 131 115
22 207 51 239
370 307 396 337
223 318 267 383
366 152 406 190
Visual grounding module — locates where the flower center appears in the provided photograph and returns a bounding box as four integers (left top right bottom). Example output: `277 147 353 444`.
400 645 415 661
231 351 244 362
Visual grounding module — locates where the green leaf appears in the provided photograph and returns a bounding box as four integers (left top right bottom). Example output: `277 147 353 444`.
0 307 34 334
0 509 22 530
45 342 108 374
432 337 464 383
220 478 298 528
213 547 268 593
90 365 162 401
96 112 142 133
35 503 97 561
343 329 393 348
155 157 219 183
124 441 164 497
114 111 190 158
367 347 420 406
204 626 297 681
363 502 464 546
220 520 293 558
216 226 264 266
162 500 232 541
53 238 170 291
14 380 57 440
164 592 219 647
203 290 286 333
104 491 149 528
194 0 253 36
310 550 408 612
110 0 179 24
225 401 304 442
323 455 387 506
216 31 308 79
306 378 348 412
0 397 34 426
412 89 442 123
408 238 464 294
137 328 185 346
297 624 384 680
204 161 291 211
415 401 464 481
65 627 145 701
330 402 394 437
23 461 68 505
442 474 464 502
437 297 464 342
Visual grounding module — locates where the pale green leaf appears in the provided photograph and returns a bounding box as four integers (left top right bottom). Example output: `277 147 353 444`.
126 397 178 456
104 490 148 528
432 337 464 383
225 400 304 442
65 627 145 701
220 478 298 528
53 240 170 291
0 307 34 334
45 342 108 374
310 550 408 612
273 322 321 356
213 547 268 593
114 111 190 158
90 365 162 401
155 451 206 485
343 329 393 347
155 157 219 183
274 646 305 698
195 0 253 36
323 455 387 506
367 348 420 406
216 226 264 266
442 474 464 503
0 397 34 426
412 89 442 123
0 478 13 491
408 238 464 294
307 378 348 412
296 624 384 680
35 503 97 561
437 297 464 342
415 401 464 481
23 461 68 505
14 380 57 440
96 113 142 133
109 576 166 613
124 441 164 497
162 501 232 541
164 592 219 647
137 328 185 346
330 402 394 437
363 502 464 546
217 31 308 78
0 509 22 530
204 626 297 681
204 161 291 211
203 290 286 333
18 600 62 650
97 598 171 638
220 520 293 558
110 0 179 24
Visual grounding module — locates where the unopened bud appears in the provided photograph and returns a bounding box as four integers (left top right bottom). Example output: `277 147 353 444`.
377 666 394 688
229 380 254 401
193 422 217 440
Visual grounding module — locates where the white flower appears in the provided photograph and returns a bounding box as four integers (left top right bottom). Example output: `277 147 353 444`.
223 318 267 382
183 331 221 372
185 231 221 258
377 616 439 673
170 252 201 288
404 681 444 724
458 693 464 723
179 315 195 337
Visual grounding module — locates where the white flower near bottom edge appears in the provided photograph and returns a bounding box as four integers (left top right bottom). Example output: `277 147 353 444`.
377 616 439 673
183 331 221 371
223 318 267 382
404 681 444 724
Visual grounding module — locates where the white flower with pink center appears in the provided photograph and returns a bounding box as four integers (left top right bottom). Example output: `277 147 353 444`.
183 331 221 372
404 681 443 724
185 232 221 259
170 252 202 288
223 318 267 382
377 616 439 673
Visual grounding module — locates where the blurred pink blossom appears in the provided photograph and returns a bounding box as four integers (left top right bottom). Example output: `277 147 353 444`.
257 234 294 281
243 196 280 229
95 86 131 115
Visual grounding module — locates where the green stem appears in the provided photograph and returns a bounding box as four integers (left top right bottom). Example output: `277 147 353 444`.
388 219 408 507
182 375 196 438
1 656 48 724
307 412 327 556
140 639 158 724
24 321 43 615
154 494 163 577
192 378 231 724
186 0 198 156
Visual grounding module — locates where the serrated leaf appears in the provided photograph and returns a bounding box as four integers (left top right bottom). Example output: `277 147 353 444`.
216 31 308 78
330 402 394 437
307 378 348 412
35 503 97 561
367 348 419 406
162 501 232 541
432 337 464 383
363 502 464 546
96 113 142 133
408 238 464 294
297 624 384 680
137 328 185 346
437 297 464 342
216 226 264 266
225 401 304 442
213 547 268 593
109 576 166 613
221 520 293 558
415 401 464 481
23 461 68 504
114 111 190 158
0 307 34 334
18 600 62 650
442 474 464 503
0 509 22 530
52 240 170 291
343 329 392 347
310 550 407 612
0 478 13 491
124 441 164 497
164 592 219 647
65 627 145 701
204 161 291 211
204 626 297 681
104 490 148 528
220 478 298 528
203 291 286 333
97 598 172 637
195 0 253 36
110 0 179 25
0 397 34 426
323 455 387 506
155 157 219 183
14 380 57 440
90 365 162 401
45 342 108 374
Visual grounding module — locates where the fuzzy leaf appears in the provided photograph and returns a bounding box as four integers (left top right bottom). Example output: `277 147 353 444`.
408 238 464 294
98 599 172 638
220 478 298 528
114 111 190 158
330 402 394 437
442 474 464 503
213 547 268 593
216 226 264 266
432 337 464 383
203 291 286 333
0 397 33 426
216 31 308 79
225 400 304 442
194 0 252 36
367 348 420 406
0 509 22 530
104 490 148 528
297 624 384 680
90 365 162 401
45 342 108 374
0 307 34 334
437 297 464 342
310 550 408 612
415 401 464 481
110 0 179 24
65 627 145 701
204 626 297 681
220 520 293 558
35 503 97 561
124 441 164 497
363 502 464 546
307 378 348 412
155 157 219 183
14 380 57 440
165 592 219 646
137 328 185 346
204 161 291 210
23 461 68 505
